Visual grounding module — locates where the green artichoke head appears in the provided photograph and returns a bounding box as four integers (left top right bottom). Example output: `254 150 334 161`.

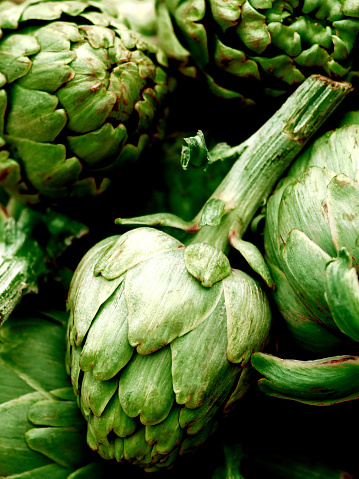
156 0 359 102
0 0 169 203
66 226 271 471
264 117 359 353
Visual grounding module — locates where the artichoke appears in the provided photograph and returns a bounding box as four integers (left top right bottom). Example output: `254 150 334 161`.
0 309 109 478
251 111 359 405
65 75 351 470
0 0 169 203
155 0 359 102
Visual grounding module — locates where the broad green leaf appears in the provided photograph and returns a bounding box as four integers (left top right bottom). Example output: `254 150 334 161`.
125 249 223 354
278 166 337 257
4 135 82 197
118 347 174 425
208 0 243 32
252 353 359 404
0 34 39 83
28 400 84 429
88 393 136 441
16 50 75 92
326 249 359 342
94 228 182 280
303 0 344 21
0 317 69 394
69 236 123 346
171 293 235 408
268 22 302 57
145 406 183 456
214 37 260 79
198 198 226 227
280 229 335 329
0 393 51 476
224 270 271 364
327 174 359 267
230 236 274 288
25 427 88 469
79 281 134 380
236 1 271 54
6 85 67 142
56 74 116 134
184 243 231 287
253 54 305 85
80 370 118 418
123 428 152 464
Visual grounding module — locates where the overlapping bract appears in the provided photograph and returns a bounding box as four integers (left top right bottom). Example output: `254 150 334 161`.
0 0 169 203
157 0 359 102
251 116 359 405
0 311 106 478
264 120 359 353
66 227 271 471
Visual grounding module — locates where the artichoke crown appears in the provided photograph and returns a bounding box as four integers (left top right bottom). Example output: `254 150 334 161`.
0 0 170 203
158 0 359 101
66 227 271 471
264 119 359 352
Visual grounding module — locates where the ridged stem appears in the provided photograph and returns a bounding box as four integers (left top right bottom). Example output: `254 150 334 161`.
188 75 352 252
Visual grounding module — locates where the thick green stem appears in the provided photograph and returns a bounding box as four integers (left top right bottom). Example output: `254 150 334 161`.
188 75 352 252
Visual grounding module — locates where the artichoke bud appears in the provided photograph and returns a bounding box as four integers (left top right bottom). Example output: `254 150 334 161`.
156 0 359 101
0 0 170 203
67 227 271 470
264 120 359 353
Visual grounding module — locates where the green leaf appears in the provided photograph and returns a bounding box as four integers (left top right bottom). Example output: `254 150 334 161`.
94 228 182 280
56 74 116 134
125 249 223 354
5 135 82 198
80 369 118 418
0 316 69 393
69 236 123 346
181 130 211 170
6 85 67 142
236 1 271 54
326 173 359 267
0 393 52 476
167 0 209 67
326 249 359 342
79 281 134 380
0 33 39 83
214 37 261 79
145 406 183 456
198 198 226 227
184 243 231 286
224 270 271 364
267 22 302 57
116 213 195 232
302 0 344 21
28 400 84 429
118 347 174 425
252 352 359 404
25 427 88 469
208 0 243 32
230 236 274 288
16 50 75 92
171 292 236 408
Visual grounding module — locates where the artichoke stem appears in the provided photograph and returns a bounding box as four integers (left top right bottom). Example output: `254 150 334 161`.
188 75 352 253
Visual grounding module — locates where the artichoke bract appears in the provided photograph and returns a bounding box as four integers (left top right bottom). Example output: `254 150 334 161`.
0 310 108 478
262 115 359 354
66 76 351 470
0 0 169 203
251 112 359 406
156 0 359 102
